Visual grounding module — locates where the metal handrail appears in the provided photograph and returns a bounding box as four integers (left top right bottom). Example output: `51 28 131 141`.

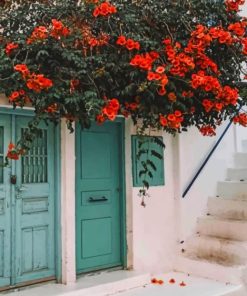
182 120 233 198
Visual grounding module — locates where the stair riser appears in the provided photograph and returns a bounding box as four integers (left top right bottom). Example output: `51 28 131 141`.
217 182 247 199
175 257 246 285
185 237 247 265
197 218 247 241
208 198 247 220
234 153 247 168
227 168 247 181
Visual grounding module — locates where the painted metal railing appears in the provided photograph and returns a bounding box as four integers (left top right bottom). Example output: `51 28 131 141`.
182 120 233 198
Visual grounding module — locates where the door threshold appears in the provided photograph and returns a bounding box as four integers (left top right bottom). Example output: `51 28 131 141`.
4 270 150 296
77 265 123 278
0 277 56 294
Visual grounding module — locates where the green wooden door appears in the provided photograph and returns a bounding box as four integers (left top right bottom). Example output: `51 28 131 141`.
0 115 56 289
76 122 123 273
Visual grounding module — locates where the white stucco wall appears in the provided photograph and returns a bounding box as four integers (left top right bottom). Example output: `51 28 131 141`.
124 120 177 274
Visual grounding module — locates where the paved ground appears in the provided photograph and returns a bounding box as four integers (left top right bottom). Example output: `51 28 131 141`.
113 273 243 296
3 271 244 296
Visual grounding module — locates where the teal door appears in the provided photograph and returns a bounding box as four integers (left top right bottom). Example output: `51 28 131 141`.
0 114 56 289
76 122 124 273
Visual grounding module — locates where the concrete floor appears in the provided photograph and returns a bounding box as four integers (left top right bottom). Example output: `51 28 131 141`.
114 273 244 296
3 271 245 296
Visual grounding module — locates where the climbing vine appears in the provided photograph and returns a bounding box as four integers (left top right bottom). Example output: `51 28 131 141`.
0 0 247 200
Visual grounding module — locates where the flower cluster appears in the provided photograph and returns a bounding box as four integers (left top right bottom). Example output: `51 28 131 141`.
14 64 30 77
225 0 245 11
27 26 48 44
116 36 140 50
50 19 70 39
97 98 120 123
164 38 195 77
191 71 221 93
6 143 25 160
27 19 69 44
199 125 216 136
93 2 117 17
130 52 160 71
233 113 247 126
228 21 247 37
88 33 110 48
26 74 53 92
9 89 30 105
5 42 18 55
159 110 184 130
14 64 53 93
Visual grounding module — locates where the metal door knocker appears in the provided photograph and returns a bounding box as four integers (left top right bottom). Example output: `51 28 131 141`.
10 175 17 185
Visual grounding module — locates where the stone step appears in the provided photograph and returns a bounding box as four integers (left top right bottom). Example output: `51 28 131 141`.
197 217 247 241
217 181 247 199
207 197 247 220
5 271 150 296
226 168 247 181
234 153 247 168
175 255 247 285
183 235 247 266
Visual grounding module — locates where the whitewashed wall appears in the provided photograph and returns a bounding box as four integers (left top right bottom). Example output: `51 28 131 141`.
125 119 177 274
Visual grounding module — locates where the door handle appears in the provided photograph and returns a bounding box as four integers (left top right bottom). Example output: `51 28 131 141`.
88 196 108 202
16 186 27 192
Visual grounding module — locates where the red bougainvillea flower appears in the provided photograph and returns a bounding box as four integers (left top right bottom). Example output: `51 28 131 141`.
126 39 140 50
130 52 160 71
26 74 53 92
96 114 106 124
151 278 164 285
9 91 20 102
159 115 168 127
124 102 139 112
7 143 19 160
151 278 158 284
233 113 247 126
46 103 58 113
99 98 120 122
169 278 176 284
93 2 117 17
14 64 30 77
228 21 247 37
158 86 167 96
168 92 177 102
156 66 165 74
225 0 245 12
202 99 214 113
116 36 140 50
27 26 48 44
50 19 70 39
199 125 216 136
9 89 29 105
116 35 127 46
5 42 18 55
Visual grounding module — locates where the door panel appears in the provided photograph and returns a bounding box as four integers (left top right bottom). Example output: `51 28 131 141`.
0 114 56 289
76 122 122 273
14 116 55 284
0 115 11 288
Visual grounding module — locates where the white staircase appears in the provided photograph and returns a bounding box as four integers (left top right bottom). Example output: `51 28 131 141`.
176 139 247 287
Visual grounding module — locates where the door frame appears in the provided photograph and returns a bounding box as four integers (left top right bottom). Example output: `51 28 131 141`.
0 107 62 285
75 117 127 274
